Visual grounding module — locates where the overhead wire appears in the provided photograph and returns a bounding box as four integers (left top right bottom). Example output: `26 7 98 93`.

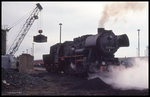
9 8 33 30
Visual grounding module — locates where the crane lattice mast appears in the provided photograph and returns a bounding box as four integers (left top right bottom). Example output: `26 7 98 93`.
7 3 42 55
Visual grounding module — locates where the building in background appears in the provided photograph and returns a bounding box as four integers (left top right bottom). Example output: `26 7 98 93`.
1 29 7 55
145 46 149 56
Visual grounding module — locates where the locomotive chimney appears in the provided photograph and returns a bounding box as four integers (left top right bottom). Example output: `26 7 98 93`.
98 28 105 34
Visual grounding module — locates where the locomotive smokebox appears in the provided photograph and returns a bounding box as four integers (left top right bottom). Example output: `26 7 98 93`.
117 34 129 47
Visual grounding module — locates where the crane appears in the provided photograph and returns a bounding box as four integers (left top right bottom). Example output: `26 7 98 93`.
2 3 43 70
7 3 43 55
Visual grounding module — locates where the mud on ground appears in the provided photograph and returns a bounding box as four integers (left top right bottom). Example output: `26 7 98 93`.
2 67 149 96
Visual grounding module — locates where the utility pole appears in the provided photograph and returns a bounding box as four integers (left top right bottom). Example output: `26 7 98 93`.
59 23 62 43
32 43 34 56
137 29 140 57
26 49 28 54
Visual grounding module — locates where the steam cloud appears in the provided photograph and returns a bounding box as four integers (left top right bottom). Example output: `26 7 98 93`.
88 58 148 90
99 2 146 27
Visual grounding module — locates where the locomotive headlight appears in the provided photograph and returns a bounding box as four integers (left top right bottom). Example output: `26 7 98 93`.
102 61 106 65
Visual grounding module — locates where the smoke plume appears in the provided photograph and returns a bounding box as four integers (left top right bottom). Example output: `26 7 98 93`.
99 2 146 27
88 58 148 90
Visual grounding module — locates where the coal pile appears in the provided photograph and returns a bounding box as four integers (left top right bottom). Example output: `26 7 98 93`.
72 77 112 90
2 68 46 91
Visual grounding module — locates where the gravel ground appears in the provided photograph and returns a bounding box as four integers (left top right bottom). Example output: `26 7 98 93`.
1 67 149 96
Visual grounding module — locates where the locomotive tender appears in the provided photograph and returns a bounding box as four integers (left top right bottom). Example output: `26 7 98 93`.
43 28 129 76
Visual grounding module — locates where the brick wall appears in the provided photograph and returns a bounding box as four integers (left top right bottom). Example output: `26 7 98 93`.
18 54 33 73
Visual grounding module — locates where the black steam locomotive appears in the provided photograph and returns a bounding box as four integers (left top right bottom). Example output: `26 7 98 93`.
43 28 129 76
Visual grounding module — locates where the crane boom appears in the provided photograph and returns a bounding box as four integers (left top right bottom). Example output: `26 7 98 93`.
7 3 43 55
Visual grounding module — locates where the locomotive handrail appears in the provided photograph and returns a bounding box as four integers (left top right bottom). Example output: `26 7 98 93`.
59 55 84 59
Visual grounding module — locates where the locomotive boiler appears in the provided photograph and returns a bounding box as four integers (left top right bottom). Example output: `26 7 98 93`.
43 28 129 76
